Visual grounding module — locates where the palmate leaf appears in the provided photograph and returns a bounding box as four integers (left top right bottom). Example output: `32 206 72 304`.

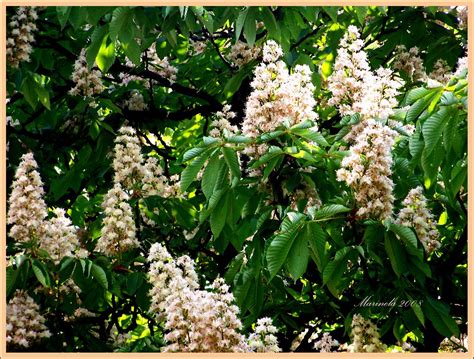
287 229 309 279
210 191 229 238
306 222 327 272
422 106 451 157
322 246 355 297
266 213 306 279
314 204 351 220
202 153 225 199
387 222 420 256
290 127 329 147
384 232 407 277
180 148 213 192
91 263 108 289
423 297 459 338
109 7 132 40
222 147 241 179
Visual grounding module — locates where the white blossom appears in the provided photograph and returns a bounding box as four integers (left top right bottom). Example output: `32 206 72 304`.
112 126 145 190
348 314 386 353
6 290 51 348
396 186 441 253
7 7 37 68
228 41 260 67
96 184 138 256
247 317 281 352
337 119 397 220
123 90 148 111
242 40 318 157
7 152 48 243
42 208 87 265
69 48 103 97
327 26 401 120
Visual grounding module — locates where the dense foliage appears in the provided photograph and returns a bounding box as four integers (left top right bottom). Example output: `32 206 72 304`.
6 5 468 353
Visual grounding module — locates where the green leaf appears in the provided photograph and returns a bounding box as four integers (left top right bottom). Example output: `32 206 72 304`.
91 263 108 289
384 232 406 277
96 34 116 73
180 149 211 192
260 7 280 41
222 147 241 179
287 229 309 279
306 222 327 272
32 260 50 287
251 146 283 168
291 127 329 147
210 192 228 238
202 154 221 199
405 87 433 105
388 222 420 256
6 267 17 296
262 155 282 180
56 7 72 29
314 204 351 220
423 297 459 337
110 7 132 40
224 70 248 98
121 38 142 66
422 106 451 157
243 7 257 46
86 25 108 69
323 6 339 22
235 7 249 42
322 247 354 296
266 214 305 279
126 272 143 295
21 76 38 109
183 146 208 162
354 6 368 25
34 82 50 110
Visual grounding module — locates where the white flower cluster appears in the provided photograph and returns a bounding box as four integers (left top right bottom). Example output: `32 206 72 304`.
242 41 317 156
42 208 86 265
337 119 397 220
163 277 248 352
456 6 468 29
119 59 149 87
148 43 178 83
96 184 138 256
148 243 259 352
396 186 441 253
209 105 239 138
6 290 51 348
392 45 426 82
112 126 145 191
147 242 199 319
428 59 451 85
123 90 148 111
7 153 88 261
111 126 179 199
228 41 260 68
313 332 340 352
247 317 281 352
7 152 48 243
190 39 207 55
110 324 132 349
454 56 468 77
348 314 387 353
69 48 104 97
7 7 38 68
439 334 468 352
327 25 401 121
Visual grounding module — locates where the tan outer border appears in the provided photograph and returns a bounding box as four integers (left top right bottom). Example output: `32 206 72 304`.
1 2 472 358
